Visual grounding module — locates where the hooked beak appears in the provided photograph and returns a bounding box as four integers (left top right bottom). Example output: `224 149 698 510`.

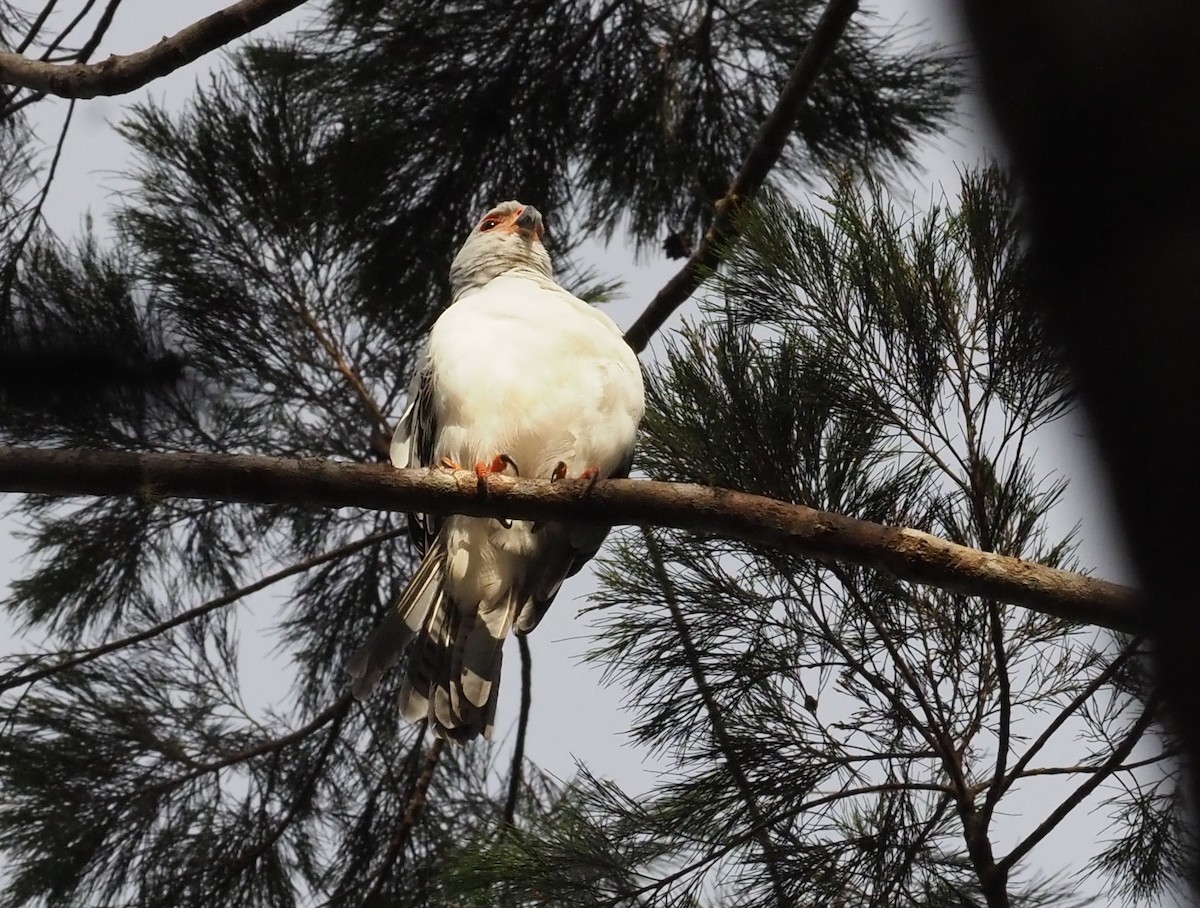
515 205 544 239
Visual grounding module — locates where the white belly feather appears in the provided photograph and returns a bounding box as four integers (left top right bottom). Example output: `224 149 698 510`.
424 272 643 604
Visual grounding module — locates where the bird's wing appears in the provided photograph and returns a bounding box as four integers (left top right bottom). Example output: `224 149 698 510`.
391 362 439 553
514 446 636 636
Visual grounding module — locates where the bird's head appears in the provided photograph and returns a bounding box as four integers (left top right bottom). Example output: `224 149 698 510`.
449 201 553 297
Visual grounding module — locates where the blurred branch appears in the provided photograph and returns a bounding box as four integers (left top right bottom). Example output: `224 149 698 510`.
150 692 352 793
293 297 391 447
0 445 1141 632
400 739 442 840
224 698 349 873
624 0 859 352
606 780 954 907
361 728 436 902
0 97 73 301
0 0 310 99
503 634 532 828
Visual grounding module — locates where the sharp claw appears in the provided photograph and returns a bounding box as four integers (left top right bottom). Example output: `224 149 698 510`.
440 456 464 471
475 453 520 497
551 461 568 482
497 517 514 529
496 454 520 477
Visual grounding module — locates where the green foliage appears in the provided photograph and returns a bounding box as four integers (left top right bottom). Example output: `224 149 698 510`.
1 0 962 902
433 170 1184 906
0 1 1177 906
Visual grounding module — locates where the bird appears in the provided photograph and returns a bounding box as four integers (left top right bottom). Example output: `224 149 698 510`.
346 200 645 741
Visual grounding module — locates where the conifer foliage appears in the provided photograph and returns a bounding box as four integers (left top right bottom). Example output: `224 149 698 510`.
0 1 1185 906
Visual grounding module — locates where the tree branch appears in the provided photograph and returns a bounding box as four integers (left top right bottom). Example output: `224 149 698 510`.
224 697 348 873
0 0 311 99
149 692 351 793
623 0 859 352
0 526 407 694
997 699 1158 874
644 528 793 906
503 633 532 828
998 639 1143 799
0 445 1141 632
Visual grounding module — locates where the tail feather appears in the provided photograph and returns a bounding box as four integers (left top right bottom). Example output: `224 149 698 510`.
413 590 516 741
346 543 444 701
348 537 519 741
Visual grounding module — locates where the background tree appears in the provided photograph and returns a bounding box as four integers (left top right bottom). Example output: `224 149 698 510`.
446 172 1185 907
0 1 1180 907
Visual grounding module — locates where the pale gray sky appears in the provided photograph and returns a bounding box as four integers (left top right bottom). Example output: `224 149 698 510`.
3 1 1152 905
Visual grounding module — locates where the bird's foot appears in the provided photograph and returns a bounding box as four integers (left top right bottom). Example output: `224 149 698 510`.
550 462 601 494
474 453 520 496
580 466 601 494
439 456 464 471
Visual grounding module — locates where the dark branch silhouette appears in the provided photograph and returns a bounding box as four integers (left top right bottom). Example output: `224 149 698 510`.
624 0 860 352
0 527 407 694
0 445 1141 632
503 634 532 828
0 0 310 99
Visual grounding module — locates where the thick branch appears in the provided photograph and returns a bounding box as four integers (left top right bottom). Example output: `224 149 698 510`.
0 445 1141 631
0 0 310 99
623 0 859 352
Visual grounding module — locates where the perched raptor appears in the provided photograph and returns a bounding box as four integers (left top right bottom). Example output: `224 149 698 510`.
347 201 645 740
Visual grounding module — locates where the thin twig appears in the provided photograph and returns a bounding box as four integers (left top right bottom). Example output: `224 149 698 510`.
0 526 406 693
149 692 352 793
594 780 953 908
15 0 62 55
504 634 533 827
0 0 311 99
997 698 1158 874
58 0 123 63
224 696 349 871
644 528 793 906
0 446 1143 633
0 97 74 303
623 0 860 352
997 639 1143 798
400 738 443 838
357 726 432 903
294 300 391 439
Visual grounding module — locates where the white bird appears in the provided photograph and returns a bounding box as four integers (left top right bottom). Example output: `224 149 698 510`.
347 200 645 740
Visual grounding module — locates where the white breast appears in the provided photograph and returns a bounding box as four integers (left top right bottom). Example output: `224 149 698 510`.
427 272 644 483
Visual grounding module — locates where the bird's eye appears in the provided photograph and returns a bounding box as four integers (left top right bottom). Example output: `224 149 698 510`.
480 218 499 231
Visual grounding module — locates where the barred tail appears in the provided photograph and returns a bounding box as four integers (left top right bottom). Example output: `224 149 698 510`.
399 586 519 742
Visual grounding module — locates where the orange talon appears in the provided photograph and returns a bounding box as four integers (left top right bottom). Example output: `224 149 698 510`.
492 454 519 476
473 453 520 496
440 456 464 471
474 461 491 495
580 466 601 494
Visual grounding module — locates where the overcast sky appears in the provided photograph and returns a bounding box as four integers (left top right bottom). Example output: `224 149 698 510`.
3 1 1152 904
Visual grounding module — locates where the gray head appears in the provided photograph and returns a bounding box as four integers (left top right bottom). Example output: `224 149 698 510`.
449 201 553 298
